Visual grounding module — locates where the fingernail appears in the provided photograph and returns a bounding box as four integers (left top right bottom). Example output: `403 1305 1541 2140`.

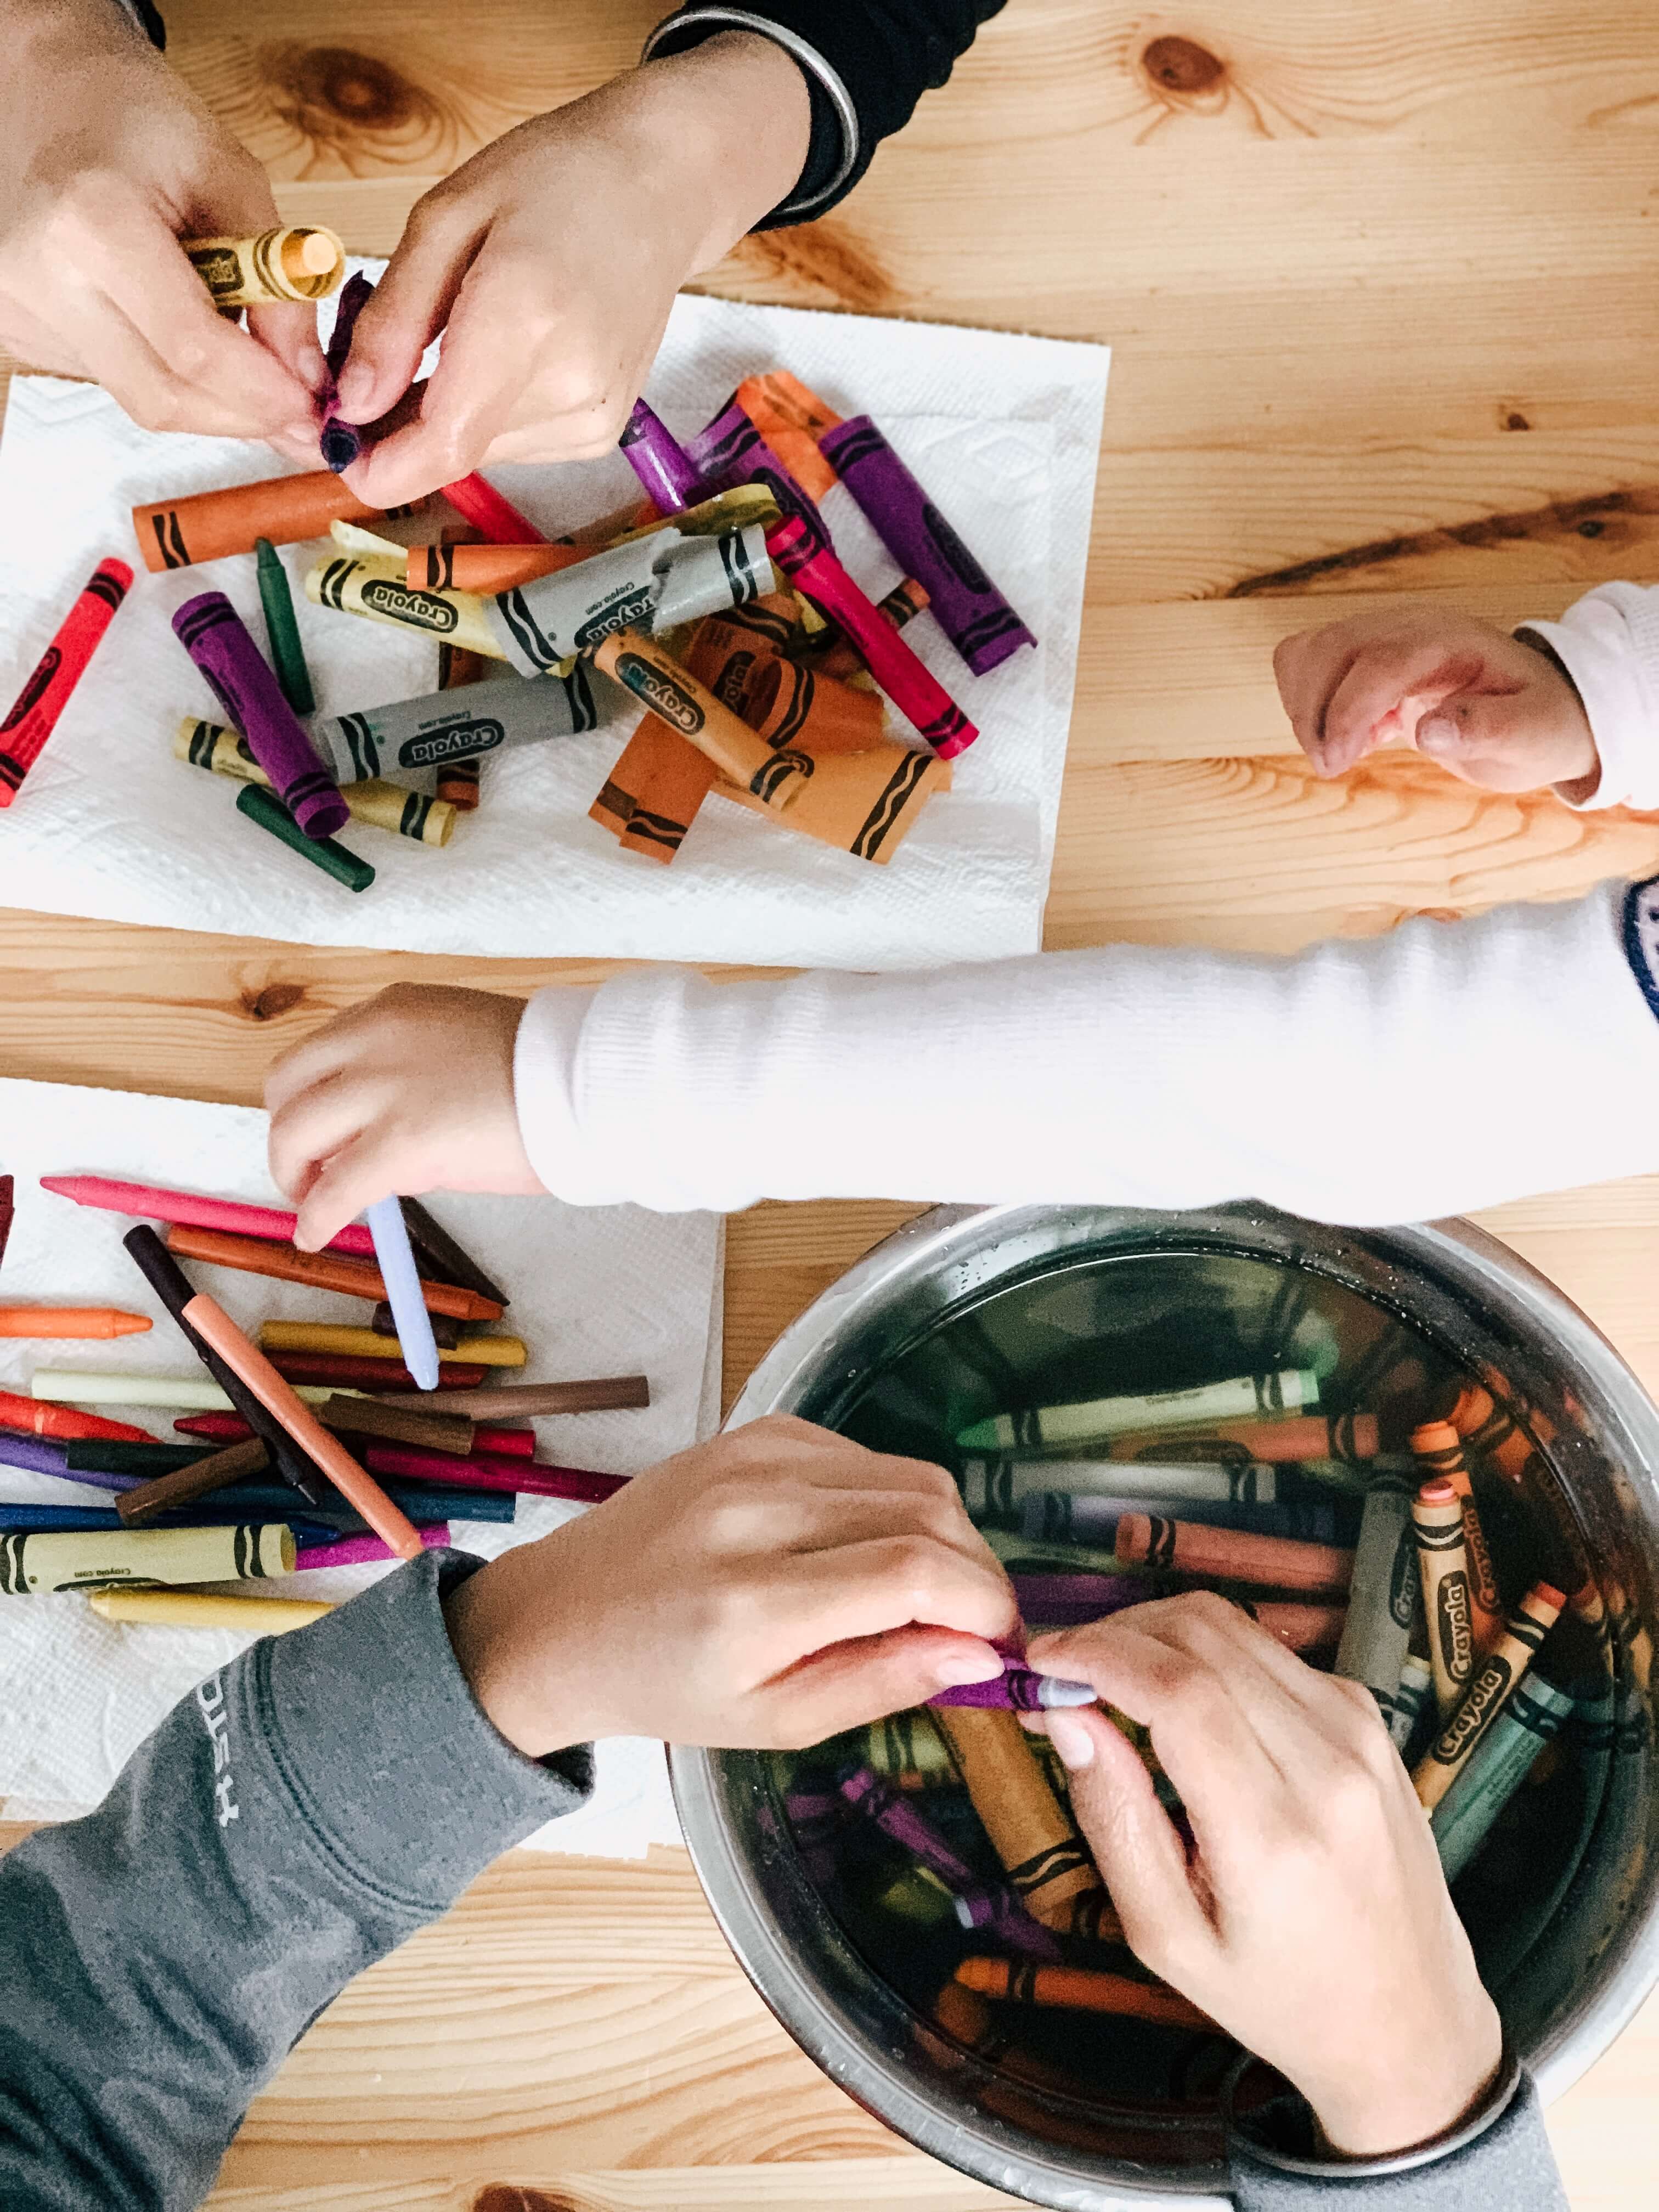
299 345 329 390
337 364 373 416
1045 1713 1096 1770
934 1649 1005 1688
1418 714 1459 753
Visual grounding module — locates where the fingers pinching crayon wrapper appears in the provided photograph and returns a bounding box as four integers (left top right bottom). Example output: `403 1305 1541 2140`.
183 225 345 306
0 560 132 807
172 594 347 839
819 414 1036 675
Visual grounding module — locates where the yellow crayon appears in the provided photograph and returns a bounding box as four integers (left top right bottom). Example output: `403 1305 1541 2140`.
174 719 458 848
89 1588 333 1635
1413 1582 1565 1813
258 1321 526 1367
305 554 512 664
183 227 345 306
0 1523 294 1593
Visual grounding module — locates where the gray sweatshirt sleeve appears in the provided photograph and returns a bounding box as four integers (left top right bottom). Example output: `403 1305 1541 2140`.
0 1553 591 2212
1229 2062 1568 2210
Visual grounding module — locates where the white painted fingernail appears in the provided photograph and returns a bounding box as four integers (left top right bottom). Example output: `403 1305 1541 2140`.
1045 1713 1096 1770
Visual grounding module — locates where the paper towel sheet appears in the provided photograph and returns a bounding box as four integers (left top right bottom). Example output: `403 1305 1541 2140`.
0 1077 723 1857
0 286 1107 969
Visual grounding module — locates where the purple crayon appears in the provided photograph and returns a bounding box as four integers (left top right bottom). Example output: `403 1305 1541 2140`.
928 1663 1097 1713
618 398 709 513
687 397 828 541
838 1765 981 1891
318 271 374 474
818 414 1035 676
784 1783 844 1884
0 1431 73 1480
173 594 348 838
1008 1571 1155 1626
952 1885 1063 1961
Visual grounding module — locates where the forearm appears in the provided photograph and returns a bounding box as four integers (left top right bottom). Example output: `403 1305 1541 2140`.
0 1556 589 2211
514 881 1659 1220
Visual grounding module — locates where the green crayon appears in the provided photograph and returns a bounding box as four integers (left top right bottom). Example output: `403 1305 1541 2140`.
1431 1673 1573 1883
178 719 456 847
255 538 315 715
236 783 375 893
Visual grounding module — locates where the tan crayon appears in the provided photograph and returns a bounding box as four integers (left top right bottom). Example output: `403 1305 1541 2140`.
591 629 810 812
259 1321 525 1366
305 554 508 663
1108 1412 1382 1468
174 719 458 848
930 1704 1104 1932
183 226 344 306
432 1376 650 1419
1411 1420 1503 1652
0 1522 294 1593
953 1956 1211 2030
134 472 428 574
719 737 952 864
1413 1477 1477 1718
89 1588 333 1635
1113 1511 1354 1596
161 1223 504 1322
1413 1581 1565 1812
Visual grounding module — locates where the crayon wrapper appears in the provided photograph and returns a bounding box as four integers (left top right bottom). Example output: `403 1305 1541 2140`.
735 371 842 501
487 525 772 676
308 670 602 789
720 738 950 862
0 560 132 803
184 226 343 306
0 1521 294 1593
591 631 808 813
307 555 508 664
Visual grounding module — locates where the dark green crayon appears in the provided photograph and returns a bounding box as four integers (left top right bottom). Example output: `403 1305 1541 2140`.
255 538 315 715
236 783 375 893
64 1440 215 1476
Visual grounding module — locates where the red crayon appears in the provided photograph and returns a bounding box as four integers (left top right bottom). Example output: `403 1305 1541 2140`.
263 1351 489 1392
0 1387 151 1444
442 472 543 545
0 560 133 805
39 1175 376 1257
1114 1511 1355 1596
173 1408 536 1461
362 1442 627 1502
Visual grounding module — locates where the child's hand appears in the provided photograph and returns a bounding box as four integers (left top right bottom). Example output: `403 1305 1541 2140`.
0 0 325 453
444 1417 1014 1753
265 984 541 1250
1026 1595 1502 2159
1274 606 1597 793
332 35 811 509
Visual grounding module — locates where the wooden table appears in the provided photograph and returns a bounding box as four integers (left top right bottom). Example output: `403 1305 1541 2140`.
4 2 1659 2203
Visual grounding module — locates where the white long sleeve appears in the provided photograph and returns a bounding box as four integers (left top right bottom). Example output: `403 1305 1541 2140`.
1524 582 1659 811
512 880 1659 1222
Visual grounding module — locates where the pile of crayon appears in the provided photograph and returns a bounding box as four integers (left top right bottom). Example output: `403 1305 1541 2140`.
775 1327 1635 2123
3 233 1035 889
0 1171 650 1634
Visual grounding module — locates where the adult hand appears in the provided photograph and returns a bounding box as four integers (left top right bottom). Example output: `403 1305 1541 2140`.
0 0 326 453
1274 605 1596 793
264 983 540 1250
334 32 812 507
444 1417 1015 1754
1027 1593 1502 2158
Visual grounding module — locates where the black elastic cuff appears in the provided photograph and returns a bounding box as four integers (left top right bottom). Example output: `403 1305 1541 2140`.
1224 2040 1523 2182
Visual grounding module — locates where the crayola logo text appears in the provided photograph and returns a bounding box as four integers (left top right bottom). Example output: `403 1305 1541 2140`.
360 579 458 633
400 719 507 767
613 653 704 735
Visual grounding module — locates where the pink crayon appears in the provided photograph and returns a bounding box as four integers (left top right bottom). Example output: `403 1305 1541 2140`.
360 1442 627 1503
294 1523 452 1569
40 1176 376 1257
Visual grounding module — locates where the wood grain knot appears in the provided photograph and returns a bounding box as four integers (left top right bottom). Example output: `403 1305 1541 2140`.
472 2190 591 2212
730 219 894 314
1141 35 1227 98
242 983 306 1022
259 43 452 164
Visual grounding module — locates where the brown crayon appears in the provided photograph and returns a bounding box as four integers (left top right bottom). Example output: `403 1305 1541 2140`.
743 656 884 756
263 1351 489 1392
116 1436 271 1526
1412 1477 1476 1718
432 1376 651 1419
1411 1420 1503 1652
953 1956 1211 2030
930 1704 1104 1932
161 1223 503 1322
183 226 344 306
314 1394 475 1455
371 1302 465 1351
1413 1581 1565 1812
133 472 427 574
1113 1511 1354 1596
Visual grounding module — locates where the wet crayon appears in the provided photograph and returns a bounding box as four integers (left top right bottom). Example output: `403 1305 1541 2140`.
90 1587 335 1633
38 1174 376 1256
359 1443 625 1503
838 1765 980 1889
591 629 810 810
953 1956 1210 2030
263 1353 489 1392
1107 1411 1381 1468
1334 1477 1419 1716
161 1223 503 1320
115 1436 271 1525
1413 1583 1565 1812
398 1197 510 1310
177 720 459 846
1019 1491 1337 1547
295 1525 453 1570
173 594 347 838
268 1319 511 1362
134 473 428 573
865 1708 958 1781
930 1704 1104 1932
1412 1420 1504 1652
0 1522 294 1593
295 670 604 791
0 1388 150 1443
965 1456 1278 1519
1005 1569 1156 1623
618 397 710 511
1114 1513 1355 1595
0 559 133 805
254 538 315 714
0 1306 150 1339
960 1369 1320 1454
183 225 343 306
236 785 375 893
1431 1672 1574 1883
1413 1478 1477 1718
1387 1651 1437 1756
819 414 1034 674
487 525 772 675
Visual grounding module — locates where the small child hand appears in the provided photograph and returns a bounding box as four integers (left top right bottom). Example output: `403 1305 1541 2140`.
443 1417 1014 1753
1027 1595 1502 2159
264 984 543 1250
1274 606 1597 793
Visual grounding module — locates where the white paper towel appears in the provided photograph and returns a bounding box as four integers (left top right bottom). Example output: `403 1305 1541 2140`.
0 286 1107 969
0 1077 723 1857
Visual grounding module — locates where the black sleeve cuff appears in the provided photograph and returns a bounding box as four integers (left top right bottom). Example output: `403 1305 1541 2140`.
108 0 167 48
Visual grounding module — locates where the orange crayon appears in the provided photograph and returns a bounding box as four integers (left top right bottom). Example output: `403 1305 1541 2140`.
162 1223 503 1323
1412 1478 1476 1718
133 472 429 574
1413 1582 1565 1812
591 628 809 812
1108 1411 1381 1468
735 370 843 499
1411 1420 1503 1652
1113 1511 1354 1596
0 1307 151 1340
409 541 587 594
953 1956 1211 2030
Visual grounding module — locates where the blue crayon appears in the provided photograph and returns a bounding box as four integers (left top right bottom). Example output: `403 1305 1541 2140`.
365 1195 441 1391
